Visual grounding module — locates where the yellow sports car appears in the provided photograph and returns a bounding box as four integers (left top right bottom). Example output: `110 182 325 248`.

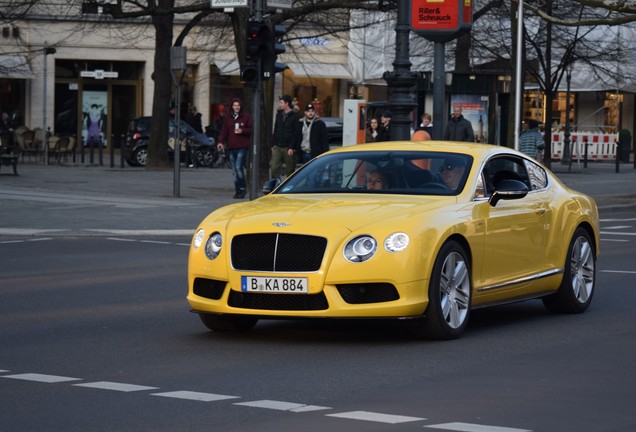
187 141 599 339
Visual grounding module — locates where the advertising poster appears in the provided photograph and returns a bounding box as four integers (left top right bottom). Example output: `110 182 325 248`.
450 95 489 143
82 91 107 147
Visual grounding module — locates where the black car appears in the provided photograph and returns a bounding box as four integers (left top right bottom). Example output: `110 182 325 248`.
321 117 343 147
125 116 216 167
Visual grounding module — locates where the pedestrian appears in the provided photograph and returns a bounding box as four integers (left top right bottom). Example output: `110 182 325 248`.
0 112 14 147
519 119 544 161
291 103 329 164
415 113 434 139
377 111 392 141
186 104 203 133
366 118 380 143
271 95 299 179
217 98 253 199
444 107 475 142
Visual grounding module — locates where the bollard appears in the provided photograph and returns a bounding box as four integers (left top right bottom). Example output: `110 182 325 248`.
98 138 104 166
120 133 125 168
583 137 589 169
109 134 115 168
615 141 619 173
89 137 94 165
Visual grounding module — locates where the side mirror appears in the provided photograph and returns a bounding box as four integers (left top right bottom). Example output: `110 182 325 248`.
489 179 529 207
262 178 281 195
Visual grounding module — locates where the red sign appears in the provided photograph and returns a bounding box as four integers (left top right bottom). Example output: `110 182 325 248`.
411 0 472 42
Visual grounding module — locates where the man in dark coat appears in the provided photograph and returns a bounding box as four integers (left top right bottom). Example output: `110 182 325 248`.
444 107 475 142
271 95 299 178
291 103 329 164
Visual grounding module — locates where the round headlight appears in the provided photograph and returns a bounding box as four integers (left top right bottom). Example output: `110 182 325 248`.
344 235 377 263
385 232 410 252
193 229 205 249
204 232 223 260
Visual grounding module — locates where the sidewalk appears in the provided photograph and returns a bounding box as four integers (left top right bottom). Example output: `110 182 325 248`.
1 160 635 237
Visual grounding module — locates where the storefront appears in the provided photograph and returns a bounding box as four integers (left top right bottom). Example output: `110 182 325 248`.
53 60 144 148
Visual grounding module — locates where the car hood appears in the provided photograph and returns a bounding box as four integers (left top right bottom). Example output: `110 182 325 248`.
210 193 452 235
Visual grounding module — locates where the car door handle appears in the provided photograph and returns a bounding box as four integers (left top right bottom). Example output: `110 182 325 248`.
535 208 546 215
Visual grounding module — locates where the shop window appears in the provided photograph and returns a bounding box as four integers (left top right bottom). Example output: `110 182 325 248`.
603 92 622 132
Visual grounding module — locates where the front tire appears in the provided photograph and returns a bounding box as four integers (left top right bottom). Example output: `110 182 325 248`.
199 314 258 332
412 240 472 340
543 227 595 313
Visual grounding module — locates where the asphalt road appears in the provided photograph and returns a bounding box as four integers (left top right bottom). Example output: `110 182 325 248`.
1 210 636 432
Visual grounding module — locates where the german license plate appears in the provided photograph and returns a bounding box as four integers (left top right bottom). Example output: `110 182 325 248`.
241 276 308 294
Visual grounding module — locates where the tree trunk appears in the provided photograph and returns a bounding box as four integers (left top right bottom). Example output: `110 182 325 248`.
146 1 174 170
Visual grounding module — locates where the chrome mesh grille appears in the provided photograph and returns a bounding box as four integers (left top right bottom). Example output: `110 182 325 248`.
231 233 327 272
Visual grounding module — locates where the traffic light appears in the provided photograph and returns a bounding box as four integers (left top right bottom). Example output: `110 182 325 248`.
242 20 268 85
240 61 259 86
245 20 268 61
261 23 287 80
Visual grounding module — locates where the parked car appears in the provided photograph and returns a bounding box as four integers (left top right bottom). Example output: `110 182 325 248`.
321 117 343 147
125 116 216 167
187 141 599 339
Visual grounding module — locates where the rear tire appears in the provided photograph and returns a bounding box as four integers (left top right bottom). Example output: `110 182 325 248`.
199 314 258 332
411 240 471 340
132 146 148 167
542 227 595 313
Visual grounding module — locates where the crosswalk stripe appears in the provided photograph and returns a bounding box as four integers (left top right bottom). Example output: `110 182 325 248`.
326 410 425 424
151 391 240 402
1 373 81 383
234 400 330 412
424 422 531 432
73 381 158 392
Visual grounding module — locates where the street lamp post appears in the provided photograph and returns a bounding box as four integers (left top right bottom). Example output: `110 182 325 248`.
562 64 572 165
170 46 187 198
42 41 56 165
383 0 417 140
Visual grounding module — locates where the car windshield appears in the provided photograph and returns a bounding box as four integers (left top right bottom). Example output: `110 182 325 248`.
276 151 473 196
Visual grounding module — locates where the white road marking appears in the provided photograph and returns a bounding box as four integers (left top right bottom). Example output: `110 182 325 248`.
602 225 632 230
600 217 636 222
1 373 81 383
88 229 194 236
139 240 172 245
234 400 330 412
0 369 532 430
600 231 636 236
602 239 629 242
73 381 158 392
424 422 531 432
326 410 425 424
0 228 63 235
151 391 240 402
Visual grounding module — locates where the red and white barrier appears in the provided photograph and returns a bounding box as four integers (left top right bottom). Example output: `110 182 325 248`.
549 132 618 161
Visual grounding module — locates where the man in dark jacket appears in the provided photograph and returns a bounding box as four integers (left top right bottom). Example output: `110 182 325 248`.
271 95 299 178
217 98 253 198
291 103 329 164
444 107 475 142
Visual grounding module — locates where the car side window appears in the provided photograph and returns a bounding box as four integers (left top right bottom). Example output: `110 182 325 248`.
523 159 548 190
481 156 531 196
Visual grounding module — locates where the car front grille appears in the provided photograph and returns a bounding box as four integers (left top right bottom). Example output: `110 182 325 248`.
231 233 327 272
228 291 329 311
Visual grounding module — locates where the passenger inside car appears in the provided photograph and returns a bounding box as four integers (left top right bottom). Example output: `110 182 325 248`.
366 169 388 190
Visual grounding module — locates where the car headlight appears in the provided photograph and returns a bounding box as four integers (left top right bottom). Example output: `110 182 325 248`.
385 232 409 252
344 235 377 263
193 229 205 249
204 232 223 260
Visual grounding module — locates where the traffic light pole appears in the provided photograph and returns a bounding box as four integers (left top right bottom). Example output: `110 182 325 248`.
249 62 262 200
248 0 264 200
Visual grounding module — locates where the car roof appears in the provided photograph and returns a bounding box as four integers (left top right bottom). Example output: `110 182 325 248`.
328 140 510 159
